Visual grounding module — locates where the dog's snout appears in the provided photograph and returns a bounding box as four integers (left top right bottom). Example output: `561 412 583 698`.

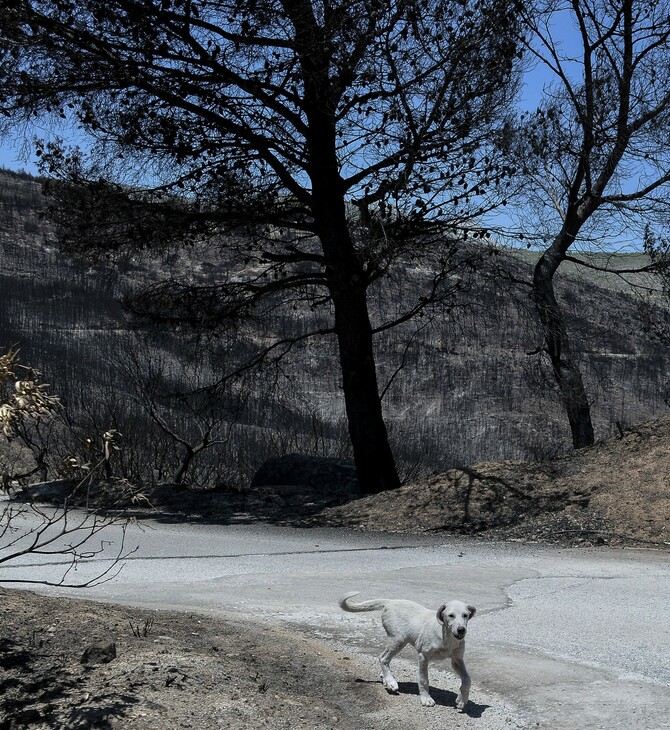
456 627 466 638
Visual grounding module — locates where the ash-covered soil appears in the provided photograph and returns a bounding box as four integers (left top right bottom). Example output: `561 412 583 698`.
314 417 670 548
0 588 390 730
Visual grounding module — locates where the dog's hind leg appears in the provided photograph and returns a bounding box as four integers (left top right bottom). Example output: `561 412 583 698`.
378 638 406 694
451 656 471 710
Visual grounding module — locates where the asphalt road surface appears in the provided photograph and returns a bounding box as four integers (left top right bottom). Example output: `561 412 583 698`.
3 515 669 729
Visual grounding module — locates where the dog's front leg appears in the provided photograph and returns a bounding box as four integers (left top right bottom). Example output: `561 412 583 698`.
451 656 471 710
417 653 435 707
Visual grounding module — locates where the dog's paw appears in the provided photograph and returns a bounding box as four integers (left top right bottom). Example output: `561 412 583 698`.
420 695 436 707
381 676 399 694
456 694 468 711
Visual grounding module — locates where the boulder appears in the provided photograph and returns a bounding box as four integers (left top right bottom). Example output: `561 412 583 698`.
251 454 360 501
80 641 117 665
19 479 76 502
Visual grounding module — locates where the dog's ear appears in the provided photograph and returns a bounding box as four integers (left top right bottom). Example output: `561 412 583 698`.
436 604 447 624
467 605 477 619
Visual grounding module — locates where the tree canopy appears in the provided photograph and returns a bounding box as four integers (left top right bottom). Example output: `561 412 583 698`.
1 0 520 225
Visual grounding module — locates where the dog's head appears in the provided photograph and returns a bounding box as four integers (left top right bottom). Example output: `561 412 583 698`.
436 600 476 640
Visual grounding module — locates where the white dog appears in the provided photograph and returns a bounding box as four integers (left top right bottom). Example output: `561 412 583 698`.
339 591 476 710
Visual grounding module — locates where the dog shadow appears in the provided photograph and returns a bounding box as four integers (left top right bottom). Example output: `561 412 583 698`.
355 678 490 718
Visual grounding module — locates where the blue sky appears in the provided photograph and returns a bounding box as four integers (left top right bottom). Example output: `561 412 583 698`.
0 131 40 174
0 7 581 175
6 9 644 251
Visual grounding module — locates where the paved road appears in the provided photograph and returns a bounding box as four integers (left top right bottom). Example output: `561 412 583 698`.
3 516 669 729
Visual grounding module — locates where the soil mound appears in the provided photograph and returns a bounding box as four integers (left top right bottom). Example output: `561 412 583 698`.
313 417 670 548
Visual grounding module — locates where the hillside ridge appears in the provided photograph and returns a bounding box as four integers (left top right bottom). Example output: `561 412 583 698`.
1 168 668 488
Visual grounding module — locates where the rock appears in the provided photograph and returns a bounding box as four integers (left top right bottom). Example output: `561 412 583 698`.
81 641 117 665
250 454 360 500
18 479 77 503
14 707 42 725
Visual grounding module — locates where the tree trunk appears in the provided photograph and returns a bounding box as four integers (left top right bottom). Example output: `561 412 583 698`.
36 460 48 483
311 182 400 493
532 247 595 449
328 265 401 493
173 446 195 485
300 47 401 493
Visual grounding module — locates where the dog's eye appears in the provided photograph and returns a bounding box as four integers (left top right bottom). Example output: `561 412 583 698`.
447 613 455 619
462 614 469 619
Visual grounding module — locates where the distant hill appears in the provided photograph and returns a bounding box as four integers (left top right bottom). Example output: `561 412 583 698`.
0 168 668 487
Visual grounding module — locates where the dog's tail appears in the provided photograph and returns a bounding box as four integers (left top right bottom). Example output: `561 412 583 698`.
339 591 387 613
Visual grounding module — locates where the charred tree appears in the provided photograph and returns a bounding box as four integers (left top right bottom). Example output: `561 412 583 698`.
507 0 670 448
0 0 522 490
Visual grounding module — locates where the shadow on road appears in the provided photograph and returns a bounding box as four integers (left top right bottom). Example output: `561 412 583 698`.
353 677 491 718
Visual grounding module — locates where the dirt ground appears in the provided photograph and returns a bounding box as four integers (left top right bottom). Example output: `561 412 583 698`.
2 417 669 728
313 417 670 548
113 416 670 548
1 589 426 730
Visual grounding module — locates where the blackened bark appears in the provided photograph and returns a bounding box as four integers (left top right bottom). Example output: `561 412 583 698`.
313 199 400 493
308 141 400 492
327 257 401 493
173 436 210 485
287 5 400 493
532 246 595 449
173 446 195 485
